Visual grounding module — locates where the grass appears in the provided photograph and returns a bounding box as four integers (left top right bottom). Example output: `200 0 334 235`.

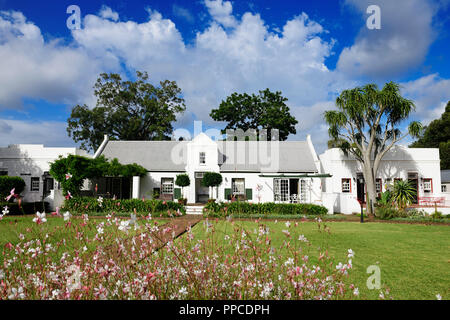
1 215 448 300
190 219 449 300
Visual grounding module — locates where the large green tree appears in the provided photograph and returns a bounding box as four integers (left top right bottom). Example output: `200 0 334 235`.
410 101 450 169
67 71 186 152
210 89 298 141
324 82 422 215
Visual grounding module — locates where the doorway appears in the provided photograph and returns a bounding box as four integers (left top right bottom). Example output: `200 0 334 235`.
356 173 365 203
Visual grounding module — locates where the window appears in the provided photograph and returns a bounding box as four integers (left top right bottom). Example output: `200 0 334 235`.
342 178 351 193
274 179 289 202
375 178 382 193
443 185 448 192
423 179 432 193
161 178 174 194
0 170 7 176
199 152 206 165
300 180 307 202
31 177 40 192
232 178 245 195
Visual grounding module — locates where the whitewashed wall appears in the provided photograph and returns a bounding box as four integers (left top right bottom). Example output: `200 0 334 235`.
0 144 90 205
319 146 442 214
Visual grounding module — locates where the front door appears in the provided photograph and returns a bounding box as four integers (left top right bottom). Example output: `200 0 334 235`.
356 173 365 203
195 178 209 203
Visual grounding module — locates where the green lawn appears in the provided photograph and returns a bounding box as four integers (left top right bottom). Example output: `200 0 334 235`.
190 219 449 300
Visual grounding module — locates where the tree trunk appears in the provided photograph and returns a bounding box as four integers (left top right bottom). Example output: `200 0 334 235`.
363 160 377 216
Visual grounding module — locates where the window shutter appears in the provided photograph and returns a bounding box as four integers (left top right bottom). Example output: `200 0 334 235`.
174 188 181 199
245 188 252 200
224 188 231 200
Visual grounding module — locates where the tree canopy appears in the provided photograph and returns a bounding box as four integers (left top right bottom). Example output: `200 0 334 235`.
67 71 186 152
210 89 298 141
410 101 450 169
49 155 147 195
324 82 422 215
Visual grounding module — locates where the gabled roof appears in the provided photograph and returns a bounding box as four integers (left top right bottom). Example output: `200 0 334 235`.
442 170 450 183
99 139 318 173
101 141 188 172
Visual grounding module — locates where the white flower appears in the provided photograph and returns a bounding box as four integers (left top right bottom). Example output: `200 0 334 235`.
65 173 72 180
347 249 355 258
118 220 130 232
298 234 308 242
179 287 188 296
9 287 25 299
353 288 359 296
97 226 104 235
97 196 103 207
33 212 47 224
285 221 291 228
63 211 71 221
2 206 9 215
284 258 294 266
436 294 442 300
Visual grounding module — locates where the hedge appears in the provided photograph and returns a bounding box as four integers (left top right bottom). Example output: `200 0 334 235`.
203 201 328 217
0 176 25 199
0 201 50 215
62 196 186 216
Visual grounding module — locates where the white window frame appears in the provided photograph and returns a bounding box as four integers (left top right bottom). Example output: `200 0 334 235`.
342 178 351 193
232 178 245 196
31 177 40 192
423 179 432 193
199 152 206 165
274 178 289 202
161 178 174 194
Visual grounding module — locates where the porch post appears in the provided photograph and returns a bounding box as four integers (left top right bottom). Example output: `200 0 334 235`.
132 176 140 199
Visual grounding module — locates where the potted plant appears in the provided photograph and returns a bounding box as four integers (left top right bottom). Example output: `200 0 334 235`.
201 172 223 201
175 173 190 205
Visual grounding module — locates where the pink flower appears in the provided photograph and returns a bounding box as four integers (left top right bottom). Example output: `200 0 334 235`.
5 188 18 201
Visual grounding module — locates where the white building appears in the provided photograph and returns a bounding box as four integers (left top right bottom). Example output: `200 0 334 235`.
2 135 447 215
0 144 90 208
95 133 330 209
319 146 445 214
441 170 450 205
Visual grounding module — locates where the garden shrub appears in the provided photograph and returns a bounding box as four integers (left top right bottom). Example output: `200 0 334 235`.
0 201 50 215
203 201 328 217
375 205 407 220
62 196 185 216
0 176 26 199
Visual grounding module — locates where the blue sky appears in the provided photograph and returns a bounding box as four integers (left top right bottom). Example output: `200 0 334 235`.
0 0 449 153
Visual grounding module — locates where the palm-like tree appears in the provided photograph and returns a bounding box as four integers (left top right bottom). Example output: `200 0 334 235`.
324 82 423 215
392 180 416 210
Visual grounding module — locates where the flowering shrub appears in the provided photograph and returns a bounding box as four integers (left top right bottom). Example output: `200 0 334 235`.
62 197 185 217
0 212 383 300
203 201 328 217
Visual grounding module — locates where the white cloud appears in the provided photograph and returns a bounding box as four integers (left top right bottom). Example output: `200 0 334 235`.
401 73 450 124
0 118 75 147
172 5 194 23
0 11 99 110
338 0 436 78
99 5 119 22
0 11 101 110
204 0 238 28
